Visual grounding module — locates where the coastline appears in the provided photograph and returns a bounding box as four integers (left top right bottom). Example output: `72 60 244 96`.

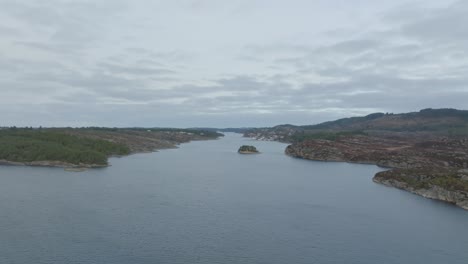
0 159 106 169
373 176 468 210
284 137 468 211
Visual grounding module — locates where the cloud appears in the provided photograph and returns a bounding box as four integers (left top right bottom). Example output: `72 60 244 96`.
399 1 468 44
97 62 176 77
0 0 466 127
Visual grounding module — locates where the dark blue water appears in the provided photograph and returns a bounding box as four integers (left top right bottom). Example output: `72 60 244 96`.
0 133 467 264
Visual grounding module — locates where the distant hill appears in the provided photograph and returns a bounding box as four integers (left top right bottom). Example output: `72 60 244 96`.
302 108 468 133
244 108 468 142
188 127 253 133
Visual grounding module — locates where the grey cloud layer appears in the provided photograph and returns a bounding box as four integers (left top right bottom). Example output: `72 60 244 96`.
0 0 466 127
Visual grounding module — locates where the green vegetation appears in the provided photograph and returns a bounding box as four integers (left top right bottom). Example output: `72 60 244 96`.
0 127 222 167
238 145 259 153
400 174 468 192
0 129 130 166
290 130 367 142
385 172 431 189
429 175 468 192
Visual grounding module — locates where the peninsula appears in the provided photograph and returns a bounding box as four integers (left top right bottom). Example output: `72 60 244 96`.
0 127 222 169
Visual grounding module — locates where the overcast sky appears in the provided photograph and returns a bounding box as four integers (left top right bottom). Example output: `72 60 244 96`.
1 0 467 127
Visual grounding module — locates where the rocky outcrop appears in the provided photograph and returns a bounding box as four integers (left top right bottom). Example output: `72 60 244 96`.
285 135 468 210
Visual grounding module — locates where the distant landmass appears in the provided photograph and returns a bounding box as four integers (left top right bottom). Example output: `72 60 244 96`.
303 108 468 132
245 108 468 142
244 108 468 210
188 127 253 133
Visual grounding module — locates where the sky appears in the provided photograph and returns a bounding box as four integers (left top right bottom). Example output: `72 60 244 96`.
0 0 467 128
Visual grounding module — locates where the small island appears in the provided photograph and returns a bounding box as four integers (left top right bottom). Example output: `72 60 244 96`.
238 145 259 154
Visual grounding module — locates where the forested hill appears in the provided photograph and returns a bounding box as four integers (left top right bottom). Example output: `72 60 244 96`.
302 108 468 133
244 108 468 142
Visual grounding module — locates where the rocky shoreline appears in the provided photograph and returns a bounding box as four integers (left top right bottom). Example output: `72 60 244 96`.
0 159 106 169
238 151 259 154
373 169 468 210
285 135 468 210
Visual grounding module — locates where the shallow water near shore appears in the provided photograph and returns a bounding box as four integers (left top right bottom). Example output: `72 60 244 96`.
0 133 467 264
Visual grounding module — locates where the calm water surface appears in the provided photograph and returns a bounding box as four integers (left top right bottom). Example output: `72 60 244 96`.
0 133 467 264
